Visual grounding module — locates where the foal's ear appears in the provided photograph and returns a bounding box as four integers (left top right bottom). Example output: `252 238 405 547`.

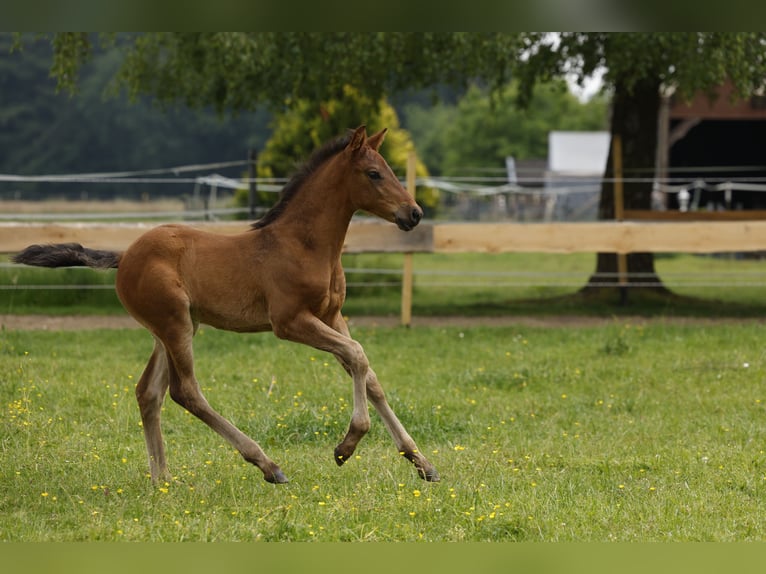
348 125 367 153
366 128 388 151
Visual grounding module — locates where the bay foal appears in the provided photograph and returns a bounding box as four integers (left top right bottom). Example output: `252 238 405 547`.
13 126 439 484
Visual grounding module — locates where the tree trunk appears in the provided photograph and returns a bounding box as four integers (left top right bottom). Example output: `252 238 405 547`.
581 77 671 300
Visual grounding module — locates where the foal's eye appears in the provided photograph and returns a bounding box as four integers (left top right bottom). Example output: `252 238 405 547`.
367 170 382 181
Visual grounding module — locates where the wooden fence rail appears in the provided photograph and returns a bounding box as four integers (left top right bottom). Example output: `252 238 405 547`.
4 219 766 255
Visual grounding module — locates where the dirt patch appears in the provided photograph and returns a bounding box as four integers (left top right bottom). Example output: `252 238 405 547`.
1 313 762 331
0 314 142 331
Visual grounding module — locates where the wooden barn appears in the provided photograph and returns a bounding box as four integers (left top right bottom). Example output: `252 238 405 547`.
657 80 766 212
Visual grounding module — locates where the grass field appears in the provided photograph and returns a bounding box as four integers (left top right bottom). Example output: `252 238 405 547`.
2 321 765 541
4 251 766 318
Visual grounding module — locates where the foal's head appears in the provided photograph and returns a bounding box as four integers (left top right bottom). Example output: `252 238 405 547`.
341 125 423 231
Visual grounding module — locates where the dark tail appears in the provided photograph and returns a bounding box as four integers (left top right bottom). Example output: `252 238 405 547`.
12 243 121 269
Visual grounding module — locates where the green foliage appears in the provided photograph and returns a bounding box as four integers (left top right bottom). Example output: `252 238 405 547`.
397 103 458 177
2 322 766 541
43 33 522 114
252 85 439 212
404 80 608 176
40 33 766 117
1 33 270 199
516 33 766 105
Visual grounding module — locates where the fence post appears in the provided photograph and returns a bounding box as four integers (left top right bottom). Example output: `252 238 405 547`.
612 134 628 305
400 152 416 327
248 149 258 219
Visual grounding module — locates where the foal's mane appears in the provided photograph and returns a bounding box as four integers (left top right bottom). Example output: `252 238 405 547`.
252 132 353 229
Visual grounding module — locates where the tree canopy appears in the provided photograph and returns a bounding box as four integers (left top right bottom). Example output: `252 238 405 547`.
41 33 521 115
517 33 766 104
38 33 766 115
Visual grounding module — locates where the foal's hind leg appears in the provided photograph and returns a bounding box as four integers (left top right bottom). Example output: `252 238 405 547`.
159 320 288 484
135 340 171 483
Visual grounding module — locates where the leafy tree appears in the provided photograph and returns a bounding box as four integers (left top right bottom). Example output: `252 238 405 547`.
514 33 766 298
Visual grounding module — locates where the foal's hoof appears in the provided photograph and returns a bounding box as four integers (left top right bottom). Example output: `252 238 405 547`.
333 446 351 467
418 466 440 482
401 451 440 482
264 469 289 484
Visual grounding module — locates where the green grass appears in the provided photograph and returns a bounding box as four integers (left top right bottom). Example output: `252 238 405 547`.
2 322 765 541
4 251 766 318
0 258 122 314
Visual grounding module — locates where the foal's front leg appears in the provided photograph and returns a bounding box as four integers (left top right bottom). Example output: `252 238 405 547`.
274 311 439 481
332 317 440 482
334 364 439 482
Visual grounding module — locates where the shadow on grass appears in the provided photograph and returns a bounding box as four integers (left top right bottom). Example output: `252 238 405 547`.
412 287 766 320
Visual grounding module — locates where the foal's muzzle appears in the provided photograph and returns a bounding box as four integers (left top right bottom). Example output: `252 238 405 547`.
395 205 423 231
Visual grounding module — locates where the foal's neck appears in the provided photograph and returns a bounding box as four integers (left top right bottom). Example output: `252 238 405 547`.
272 169 356 262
